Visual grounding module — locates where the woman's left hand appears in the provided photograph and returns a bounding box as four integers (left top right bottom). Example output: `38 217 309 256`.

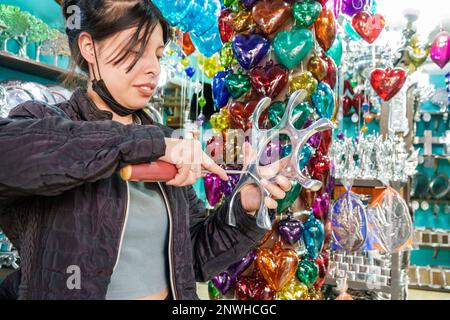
239 143 292 215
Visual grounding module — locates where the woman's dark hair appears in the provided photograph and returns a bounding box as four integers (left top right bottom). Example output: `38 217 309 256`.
62 0 171 87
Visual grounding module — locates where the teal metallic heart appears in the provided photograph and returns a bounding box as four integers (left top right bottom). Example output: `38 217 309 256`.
225 71 251 99
302 213 324 259
273 28 313 70
326 34 343 67
268 101 313 129
311 82 334 119
276 180 302 213
293 1 322 28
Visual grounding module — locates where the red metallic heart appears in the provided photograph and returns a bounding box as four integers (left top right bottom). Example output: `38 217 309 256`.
313 252 329 289
229 100 258 130
252 0 292 35
321 54 337 89
343 96 353 115
219 9 235 44
307 150 331 182
352 92 366 113
370 68 407 101
352 11 385 44
318 129 332 155
250 61 289 99
235 274 275 300
344 80 354 95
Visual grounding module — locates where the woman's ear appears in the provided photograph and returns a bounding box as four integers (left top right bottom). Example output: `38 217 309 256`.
78 32 96 65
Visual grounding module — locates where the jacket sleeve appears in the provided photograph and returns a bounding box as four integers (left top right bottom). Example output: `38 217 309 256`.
189 186 268 282
0 102 166 201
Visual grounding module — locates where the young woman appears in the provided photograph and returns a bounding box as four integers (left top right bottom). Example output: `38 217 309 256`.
0 0 291 300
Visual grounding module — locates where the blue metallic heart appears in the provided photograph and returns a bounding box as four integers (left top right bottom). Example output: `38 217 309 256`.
232 33 270 70
212 70 231 110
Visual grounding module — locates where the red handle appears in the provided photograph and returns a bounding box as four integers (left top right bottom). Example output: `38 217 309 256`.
120 161 178 182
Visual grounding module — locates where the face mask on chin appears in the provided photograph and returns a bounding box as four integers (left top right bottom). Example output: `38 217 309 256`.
91 42 136 117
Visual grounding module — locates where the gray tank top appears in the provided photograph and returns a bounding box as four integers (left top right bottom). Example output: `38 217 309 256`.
105 182 170 300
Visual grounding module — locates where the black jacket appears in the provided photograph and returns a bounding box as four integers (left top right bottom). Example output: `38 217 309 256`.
0 88 266 300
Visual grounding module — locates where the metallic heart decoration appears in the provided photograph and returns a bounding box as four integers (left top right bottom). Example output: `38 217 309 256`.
370 68 407 101
250 60 289 98
312 192 331 222
212 70 231 109
232 33 270 70
196 54 222 78
307 53 328 81
314 8 337 52
296 259 319 289
322 54 337 89
311 81 335 119
235 274 275 300
302 213 324 259
256 242 299 291
210 272 232 295
292 1 322 28
252 0 292 35
219 42 234 68
204 173 223 207
273 28 313 70
225 70 251 99
219 9 235 43
289 71 318 97
341 0 370 17
430 30 450 69
229 100 258 130
278 215 304 245
232 7 255 33
276 278 309 300
351 11 385 44
275 179 303 213
181 32 196 56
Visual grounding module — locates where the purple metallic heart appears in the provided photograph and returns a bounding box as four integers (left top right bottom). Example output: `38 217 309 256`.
278 216 303 245
307 132 321 149
221 173 241 196
232 33 270 70
228 249 257 281
341 0 370 17
242 0 258 8
211 272 232 295
204 173 223 207
312 193 331 222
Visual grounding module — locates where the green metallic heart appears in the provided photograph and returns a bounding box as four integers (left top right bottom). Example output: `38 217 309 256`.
224 0 237 7
293 1 322 29
225 71 251 99
296 259 318 289
208 281 222 300
273 28 313 70
268 101 312 129
276 180 302 213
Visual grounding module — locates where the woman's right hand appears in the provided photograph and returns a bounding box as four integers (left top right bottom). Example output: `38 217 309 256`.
159 138 228 187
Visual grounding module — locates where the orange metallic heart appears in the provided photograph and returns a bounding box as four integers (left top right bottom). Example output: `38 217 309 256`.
252 0 292 35
314 8 337 52
182 32 196 56
256 242 299 291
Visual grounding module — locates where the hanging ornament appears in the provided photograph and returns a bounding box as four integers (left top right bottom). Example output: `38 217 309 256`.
208 281 223 300
276 278 309 300
273 28 314 70
250 61 289 98
185 67 196 78
256 242 299 291
232 33 270 70
229 100 258 130
225 70 251 99
351 12 385 44
219 9 235 44
219 42 234 68
343 18 362 41
326 34 343 66
322 54 338 89
311 81 335 119
296 259 319 289
292 1 322 29
341 0 370 16
406 35 430 69
430 30 450 69
235 273 275 300
302 213 325 259
314 7 337 52
182 32 196 56
275 179 303 213
370 68 407 101
213 70 231 109
289 71 318 96
204 173 223 207
307 53 328 81
252 0 292 35
232 7 255 33
196 54 222 78
278 215 303 245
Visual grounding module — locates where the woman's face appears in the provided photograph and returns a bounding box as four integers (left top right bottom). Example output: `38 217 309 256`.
93 23 165 109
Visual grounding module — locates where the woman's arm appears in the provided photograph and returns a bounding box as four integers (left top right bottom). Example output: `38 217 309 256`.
188 186 267 282
0 102 166 201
